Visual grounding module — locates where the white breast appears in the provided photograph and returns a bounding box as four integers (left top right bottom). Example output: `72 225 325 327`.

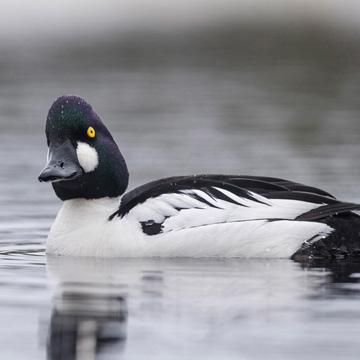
46 197 125 256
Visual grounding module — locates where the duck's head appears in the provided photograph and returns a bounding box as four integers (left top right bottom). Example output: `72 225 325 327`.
38 95 129 200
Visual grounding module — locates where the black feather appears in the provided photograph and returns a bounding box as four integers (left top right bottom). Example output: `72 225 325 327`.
296 202 360 221
140 220 164 235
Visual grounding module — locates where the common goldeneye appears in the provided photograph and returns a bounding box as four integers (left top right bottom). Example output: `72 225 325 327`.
38 95 360 260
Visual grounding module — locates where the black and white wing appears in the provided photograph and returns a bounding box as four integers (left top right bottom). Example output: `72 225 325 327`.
111 175 360 235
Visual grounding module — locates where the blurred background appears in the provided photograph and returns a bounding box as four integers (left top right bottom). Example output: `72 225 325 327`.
1 0 360 199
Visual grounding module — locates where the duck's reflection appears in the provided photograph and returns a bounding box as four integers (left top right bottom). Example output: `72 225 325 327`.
46 256 128 360
300 259 360 298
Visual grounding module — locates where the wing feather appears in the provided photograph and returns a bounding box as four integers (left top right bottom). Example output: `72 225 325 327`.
111 175 359 237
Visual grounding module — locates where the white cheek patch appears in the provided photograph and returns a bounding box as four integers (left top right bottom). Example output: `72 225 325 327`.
76 142 99 173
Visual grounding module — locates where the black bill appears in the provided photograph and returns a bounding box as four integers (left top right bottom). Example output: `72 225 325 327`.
38 140 83 183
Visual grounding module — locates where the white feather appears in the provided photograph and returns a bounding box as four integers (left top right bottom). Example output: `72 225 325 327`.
148 188 324 231
76 142 99 173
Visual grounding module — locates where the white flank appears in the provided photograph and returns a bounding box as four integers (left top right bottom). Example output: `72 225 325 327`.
76 142 99 173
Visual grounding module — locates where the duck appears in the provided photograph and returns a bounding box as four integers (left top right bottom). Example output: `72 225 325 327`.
38 95 360 260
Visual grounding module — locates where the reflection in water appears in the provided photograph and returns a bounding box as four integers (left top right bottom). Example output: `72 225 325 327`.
1 251 360 359
303 259 360 298
46 256 127 360
43 257 360 360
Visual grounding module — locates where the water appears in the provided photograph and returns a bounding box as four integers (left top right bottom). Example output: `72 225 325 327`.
2 25 360 359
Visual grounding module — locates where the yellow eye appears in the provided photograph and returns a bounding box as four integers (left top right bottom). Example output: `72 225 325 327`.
87 126 96 138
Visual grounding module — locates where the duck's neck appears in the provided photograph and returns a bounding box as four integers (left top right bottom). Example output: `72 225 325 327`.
56 197 119 227
47 197 120 255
